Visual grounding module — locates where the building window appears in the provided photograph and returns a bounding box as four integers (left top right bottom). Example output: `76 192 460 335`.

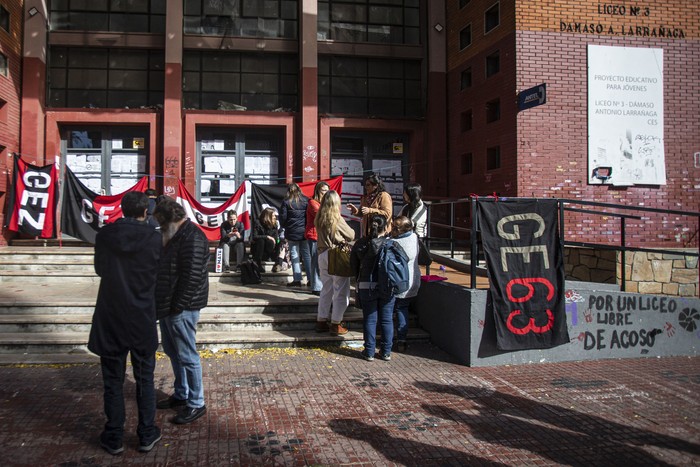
318 0 419 45
460 110 472 132
49 0 166 33
319 56 423 118
486 98 500 123
486 50 500 77
48 47 165 108
487 146 500 170
184 0 298 39
461 153 473 174
0 53 7 77
183 51 298 111
484 2 500 34
460 0 471 8
460 68 472 90
459 24 472 50
0 5 8 32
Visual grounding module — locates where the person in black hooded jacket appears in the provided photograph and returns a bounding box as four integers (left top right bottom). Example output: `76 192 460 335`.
279 183 310 286
88 191 162 455
153 199 209 425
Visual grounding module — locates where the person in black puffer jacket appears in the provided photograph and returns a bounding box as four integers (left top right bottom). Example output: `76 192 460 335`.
279 183 310 287
153 199 209 425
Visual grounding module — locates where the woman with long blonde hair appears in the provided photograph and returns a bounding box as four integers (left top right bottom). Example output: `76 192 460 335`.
305 181 330 295
314 190 355 335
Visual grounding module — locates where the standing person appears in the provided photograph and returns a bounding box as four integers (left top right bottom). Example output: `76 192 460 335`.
88 191 162 455
219 210 245 272
347 173 393 238
251 207 281 272
153 199 209 425
350 214 392 362
315 190 356 335
390 215 421 353
279 183 310 287
399 182 427 238
145 188 160 229
305 181 329 295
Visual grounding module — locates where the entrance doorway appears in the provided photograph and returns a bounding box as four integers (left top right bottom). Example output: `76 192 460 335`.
330 131 408 213
197 127 283 203
61 126 149 195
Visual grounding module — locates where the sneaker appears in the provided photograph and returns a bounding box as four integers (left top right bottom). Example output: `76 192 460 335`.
361 350 375 362
99 433 124 456
311 290 321 296
172 405 207 425
138 431 162 453
330 322 348 336
315 320 330 333
224 266 230 273
272 264 280 273
379 352 391 361
156 395 187 410
286 280 302 287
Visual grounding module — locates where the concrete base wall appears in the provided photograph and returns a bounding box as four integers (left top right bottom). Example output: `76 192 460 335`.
415 280 700 367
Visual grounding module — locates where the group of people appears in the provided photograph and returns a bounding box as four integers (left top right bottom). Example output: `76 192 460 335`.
88 174 428 455
89 192 210 455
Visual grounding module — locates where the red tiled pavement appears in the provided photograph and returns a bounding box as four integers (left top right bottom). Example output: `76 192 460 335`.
1 345 698 466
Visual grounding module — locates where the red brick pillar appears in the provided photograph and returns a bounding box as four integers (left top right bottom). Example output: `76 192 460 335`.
162 0 183 197
299 0 319 182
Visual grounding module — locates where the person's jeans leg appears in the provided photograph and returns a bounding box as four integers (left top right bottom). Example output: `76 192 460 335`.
394 297 411 342
167 310 205 408
300 240 312 283
159 318 187 401
378 295 396 357
130 350 158 442
316 250 332 321
360 289 378 356
234 241 245 267
289 241 302 282
100 353 127 442
309 240 321 292
330 275 351 324
221 243 230 268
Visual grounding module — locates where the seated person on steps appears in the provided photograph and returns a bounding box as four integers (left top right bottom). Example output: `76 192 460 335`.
251 207 283 273
219 210 245 272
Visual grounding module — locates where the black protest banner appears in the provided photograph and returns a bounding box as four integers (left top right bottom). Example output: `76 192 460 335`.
61 166 147 243
5 155 59 238
476 198 569 350
249 177 343 223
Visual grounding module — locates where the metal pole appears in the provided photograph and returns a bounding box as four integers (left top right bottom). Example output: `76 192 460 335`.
620 217 626 292
450 201 455 259
471 197 477 289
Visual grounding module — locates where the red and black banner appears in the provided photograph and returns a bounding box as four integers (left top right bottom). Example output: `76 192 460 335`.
61 166 148 243
249 176 343 224
476 199 569 350
5 155 59 238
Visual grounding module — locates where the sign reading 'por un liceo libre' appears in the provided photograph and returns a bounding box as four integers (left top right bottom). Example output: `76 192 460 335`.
559 4 686 38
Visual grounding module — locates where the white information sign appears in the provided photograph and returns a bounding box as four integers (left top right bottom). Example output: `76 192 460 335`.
588 45 665 185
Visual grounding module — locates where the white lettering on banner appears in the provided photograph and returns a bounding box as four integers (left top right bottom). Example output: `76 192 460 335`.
17 170 52 230
23 171 51 189
98 206 115 227
500 245 550 272
20 190 49 209
81 199 94 223
497 213 546 240
18 210 45 230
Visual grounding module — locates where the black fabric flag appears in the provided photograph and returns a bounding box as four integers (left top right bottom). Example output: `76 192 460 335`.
5 155 59 238
61 166 147 243
476 199 569 350
248 177 344 223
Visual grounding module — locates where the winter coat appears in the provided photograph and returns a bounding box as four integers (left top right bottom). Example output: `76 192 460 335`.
279 198 308 241
400 201 427 238
219 220 245 246
391 231 421 299
305 199 321 241
252 220 279 244
88 217 161 357
155 220 210 319
317 217 355 253
350 235 388 289
359 191 393 237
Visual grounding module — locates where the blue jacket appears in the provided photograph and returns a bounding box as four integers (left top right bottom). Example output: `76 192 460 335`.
279 198 308 241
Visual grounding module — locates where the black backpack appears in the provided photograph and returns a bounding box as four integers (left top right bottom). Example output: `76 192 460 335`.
240 261 262 285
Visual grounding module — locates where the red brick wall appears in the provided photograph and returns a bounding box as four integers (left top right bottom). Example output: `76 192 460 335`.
0 0 24 246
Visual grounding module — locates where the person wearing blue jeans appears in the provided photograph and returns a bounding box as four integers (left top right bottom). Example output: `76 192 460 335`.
279 183 310 286
306 239 320 293
153 199 209 425
390 216 421 353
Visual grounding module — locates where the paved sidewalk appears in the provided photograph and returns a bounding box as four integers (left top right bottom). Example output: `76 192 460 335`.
1 345 698 466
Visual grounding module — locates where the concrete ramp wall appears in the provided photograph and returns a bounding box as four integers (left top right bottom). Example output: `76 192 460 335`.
415 280 699 367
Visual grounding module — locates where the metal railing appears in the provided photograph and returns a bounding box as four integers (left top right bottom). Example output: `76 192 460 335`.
422 197 699 294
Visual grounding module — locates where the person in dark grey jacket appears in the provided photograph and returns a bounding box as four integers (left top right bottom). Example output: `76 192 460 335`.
279 183 310 286
88 191 162 455
153 199 209 425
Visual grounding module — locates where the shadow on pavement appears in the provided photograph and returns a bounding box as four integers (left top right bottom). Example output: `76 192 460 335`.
415 381 700 465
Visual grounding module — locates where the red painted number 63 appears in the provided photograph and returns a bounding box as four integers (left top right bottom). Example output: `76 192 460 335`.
505 278 554 335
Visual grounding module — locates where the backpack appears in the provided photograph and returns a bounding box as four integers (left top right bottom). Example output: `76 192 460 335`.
376 239 410 298
240 260 262 285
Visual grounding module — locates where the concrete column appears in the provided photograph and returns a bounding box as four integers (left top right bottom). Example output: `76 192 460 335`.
163 0 183 197
21 0 47 163
425 0 448 197
299 0 319 181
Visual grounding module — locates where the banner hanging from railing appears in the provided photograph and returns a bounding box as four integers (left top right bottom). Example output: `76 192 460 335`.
476 198 569 350
5 154 59 238
61 166 148 243
176 180 249 242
